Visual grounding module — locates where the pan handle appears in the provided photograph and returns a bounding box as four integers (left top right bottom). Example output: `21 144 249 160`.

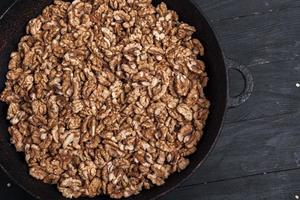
227 63 254 108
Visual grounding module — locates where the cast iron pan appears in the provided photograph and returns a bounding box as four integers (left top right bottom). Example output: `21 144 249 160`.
0 0 254 199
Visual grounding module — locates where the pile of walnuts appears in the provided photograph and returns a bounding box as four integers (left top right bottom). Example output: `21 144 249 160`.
1 0 210 198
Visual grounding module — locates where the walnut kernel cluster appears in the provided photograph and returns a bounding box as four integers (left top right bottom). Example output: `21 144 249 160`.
1 0 210 198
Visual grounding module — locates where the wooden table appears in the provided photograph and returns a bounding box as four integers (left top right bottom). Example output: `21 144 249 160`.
1 0 300 199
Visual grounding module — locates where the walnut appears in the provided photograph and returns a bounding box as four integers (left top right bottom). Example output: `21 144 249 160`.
63 133 74 148
177 103 193 121
8 126 25 151
1 0 210 199
187 59 206 74
29 166 48 180
175 73 191 96
72 100 84 113
177 157 190 172
177 124 193 142
58 177 83 198
86 177 102 197
78 161 97 180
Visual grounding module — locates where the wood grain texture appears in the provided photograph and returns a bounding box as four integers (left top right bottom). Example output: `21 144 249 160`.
180 112 300 187
195 0 300 22
1 0 300 200
213 5 300 123
215 7 300 68
226 58 300 123
163 168 300 200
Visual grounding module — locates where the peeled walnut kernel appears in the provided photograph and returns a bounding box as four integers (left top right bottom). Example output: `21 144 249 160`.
177 103 193 121
0 0 210 199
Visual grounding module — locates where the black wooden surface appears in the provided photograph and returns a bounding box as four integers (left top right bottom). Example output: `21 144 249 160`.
1 0 300 199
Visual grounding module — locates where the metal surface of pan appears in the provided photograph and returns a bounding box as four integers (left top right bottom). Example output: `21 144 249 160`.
0 0 253 199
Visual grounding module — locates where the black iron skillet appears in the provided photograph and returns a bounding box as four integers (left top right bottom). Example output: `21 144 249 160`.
0 0 254 199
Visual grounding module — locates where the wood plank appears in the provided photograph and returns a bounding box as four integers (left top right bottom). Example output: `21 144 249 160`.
213 7 300 68
163 168 300 200
196 0 300 22
226 58 300 123
204 5 300 123
180 112 300 186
